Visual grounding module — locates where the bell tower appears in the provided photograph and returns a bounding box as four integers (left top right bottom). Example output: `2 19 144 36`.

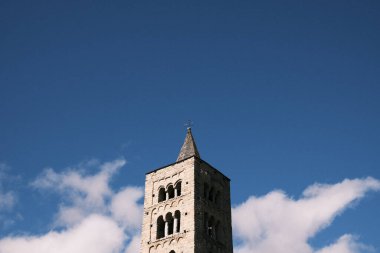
140 128 233 253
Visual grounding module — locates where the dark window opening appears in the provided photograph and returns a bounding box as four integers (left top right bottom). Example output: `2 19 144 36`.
215 221 220 241
174 210 181 233
158 187 166 202
208 217 214 237
215 191 220 206
165 212 174 235
167 185 175 199
156 216 165 239
209 187 214 202
204 212 209 234
175 181 182 197
204 183 209 199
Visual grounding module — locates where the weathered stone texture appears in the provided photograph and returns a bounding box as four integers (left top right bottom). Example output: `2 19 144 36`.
140 132 233 253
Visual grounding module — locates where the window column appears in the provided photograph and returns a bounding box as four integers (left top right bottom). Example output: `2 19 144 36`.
165 220 169 237
173 216 178 233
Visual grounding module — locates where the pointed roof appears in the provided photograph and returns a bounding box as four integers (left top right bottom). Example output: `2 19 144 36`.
176 128 200 162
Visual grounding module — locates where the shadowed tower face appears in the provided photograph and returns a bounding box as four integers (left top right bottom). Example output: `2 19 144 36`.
140 128 233 253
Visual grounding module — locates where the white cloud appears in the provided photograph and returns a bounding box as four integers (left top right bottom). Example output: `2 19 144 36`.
232 177 380 253
32 159 126 207
0 158 143 253
0 215 125 253
0 159 379 253
31 159 127 226
110 187 143 231
315 235 373 253
124 235 141 253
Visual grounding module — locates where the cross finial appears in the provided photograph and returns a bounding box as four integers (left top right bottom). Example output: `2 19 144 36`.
184 120 193 130
177 120 200 161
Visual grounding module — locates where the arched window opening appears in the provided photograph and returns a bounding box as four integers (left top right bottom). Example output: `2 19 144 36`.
165 212 174 236
215 221 220 241
209 187 214 202
167 185 175 200
204 212 209 234
174 210 181 233
215 191 220 206
174 181 182 197
204 183 209 199
208 216 214 237
157 216 165 239
158 187 166 203
169 251 176 253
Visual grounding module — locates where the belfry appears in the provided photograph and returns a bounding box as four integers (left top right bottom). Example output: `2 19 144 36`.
140 128 233 253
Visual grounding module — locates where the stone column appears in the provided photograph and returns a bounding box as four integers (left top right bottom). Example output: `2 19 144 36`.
166 191 169 201
165 221 169 237
173 217 178 233
174 188 178 198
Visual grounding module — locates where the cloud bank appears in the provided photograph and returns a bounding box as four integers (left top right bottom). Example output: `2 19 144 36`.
0 159 143 253
232 177 380 253
0 159 379 253
0 215 124 253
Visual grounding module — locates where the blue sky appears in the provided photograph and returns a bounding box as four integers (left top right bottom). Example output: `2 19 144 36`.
0 1 380 252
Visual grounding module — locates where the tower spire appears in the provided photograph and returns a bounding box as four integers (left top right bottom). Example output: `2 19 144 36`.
176 127 200 162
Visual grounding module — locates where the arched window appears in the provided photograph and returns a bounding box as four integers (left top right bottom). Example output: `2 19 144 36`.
167 185 175 200
174 210 181 233
215 221 220 241
165 212 174 235
215 191 220 206
157 216 165 239
208 216 214 237
174 181 182 197
209 187 214 202
169 251 176 253
204 183 209 199
204 212 209 234
158 187 166 203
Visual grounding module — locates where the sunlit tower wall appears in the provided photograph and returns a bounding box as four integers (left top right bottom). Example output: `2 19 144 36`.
140 128 233 253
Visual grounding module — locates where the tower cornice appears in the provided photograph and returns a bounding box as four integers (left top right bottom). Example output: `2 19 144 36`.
146 156 230 182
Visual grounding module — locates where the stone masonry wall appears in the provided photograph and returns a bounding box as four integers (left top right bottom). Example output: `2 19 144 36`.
194 159 233 253
141 157 196 253
140 157 233 253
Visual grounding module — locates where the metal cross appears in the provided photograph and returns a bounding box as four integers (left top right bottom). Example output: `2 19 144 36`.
184 120 194 129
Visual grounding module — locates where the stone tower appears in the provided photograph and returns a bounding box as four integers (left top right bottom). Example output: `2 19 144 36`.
140 128 233 253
